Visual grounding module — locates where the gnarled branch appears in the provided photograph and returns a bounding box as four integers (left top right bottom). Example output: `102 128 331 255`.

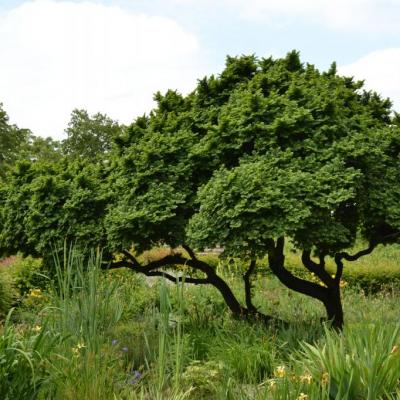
108 252 247 317
106 249 283 326
268 237 328 302
340 243 376 262
334 242 376 282
301 250 333 287
334 253 344 282
122 249 140 266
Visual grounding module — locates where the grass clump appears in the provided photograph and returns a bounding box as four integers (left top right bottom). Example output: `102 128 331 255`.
0 310 60 400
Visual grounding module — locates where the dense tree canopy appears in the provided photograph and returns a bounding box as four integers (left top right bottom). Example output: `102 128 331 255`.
1 51 399 328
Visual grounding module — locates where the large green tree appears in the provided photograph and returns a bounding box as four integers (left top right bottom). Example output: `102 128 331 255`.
1 51 399 329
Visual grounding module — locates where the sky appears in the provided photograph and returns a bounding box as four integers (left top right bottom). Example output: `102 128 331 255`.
0 0 399 139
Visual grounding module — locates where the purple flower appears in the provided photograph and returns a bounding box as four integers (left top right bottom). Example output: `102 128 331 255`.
127 370 142 385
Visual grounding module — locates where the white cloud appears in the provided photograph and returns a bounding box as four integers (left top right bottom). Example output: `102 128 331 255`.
0 0 206 139
338 48 400 112
223 0 400 34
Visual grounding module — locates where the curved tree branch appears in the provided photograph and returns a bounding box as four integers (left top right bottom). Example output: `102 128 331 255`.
182 244 198 260
146 271 210 285
268 237 328 302
334 253 344 282
333 242 376 282
301 250 334 287
122 249 140 266
107 249 281 325
340 242 376 262
108 252 247 317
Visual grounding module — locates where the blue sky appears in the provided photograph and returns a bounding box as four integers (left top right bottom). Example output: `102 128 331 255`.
0 0 399 139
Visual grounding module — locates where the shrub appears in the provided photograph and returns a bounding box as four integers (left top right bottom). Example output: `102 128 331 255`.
0 310 59 399
181 360 225 396
341 267 400 294
0 270 15 318
6 255 49 297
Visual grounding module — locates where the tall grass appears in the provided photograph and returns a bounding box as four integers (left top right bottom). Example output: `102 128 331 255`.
156 281 170 397
52 246 124 347
297 324 400 400
2 245 400 399
44 246 125 399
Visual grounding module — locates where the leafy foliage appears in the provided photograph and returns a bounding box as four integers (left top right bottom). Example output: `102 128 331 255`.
62 108 123 160
0 270 15 317
105 51 400 258
5 255 48 297
2 51 398 258
298 324 400 400
0 311 59 400
0 160 108 259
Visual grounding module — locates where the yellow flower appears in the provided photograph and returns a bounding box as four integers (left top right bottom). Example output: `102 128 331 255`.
268 379 276 390
339 280 348 288
321 372 329 385
297 393 308 400
29 288 43 298
274 365 286 378
299 373 312 384
32 325 42 332
72 341 86 356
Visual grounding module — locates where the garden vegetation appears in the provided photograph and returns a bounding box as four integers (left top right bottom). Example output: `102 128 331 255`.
0 51 400 398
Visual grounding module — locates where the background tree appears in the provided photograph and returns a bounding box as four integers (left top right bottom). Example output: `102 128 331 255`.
0 102 63 180
1 51 399 329
25 136 62 163
62 109 123 160
0 103 31 178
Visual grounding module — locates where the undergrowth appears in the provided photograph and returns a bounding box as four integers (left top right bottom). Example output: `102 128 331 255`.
0 246 399 399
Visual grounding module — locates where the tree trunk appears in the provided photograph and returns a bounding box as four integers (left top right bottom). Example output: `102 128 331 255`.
323 285 344 330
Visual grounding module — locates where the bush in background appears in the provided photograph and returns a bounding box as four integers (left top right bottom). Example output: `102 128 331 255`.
6 255 49 297
0 270 15 318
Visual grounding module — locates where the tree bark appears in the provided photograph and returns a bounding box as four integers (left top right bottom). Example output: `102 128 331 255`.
267 238 347 330
243 259 257 312
323 285 344 330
